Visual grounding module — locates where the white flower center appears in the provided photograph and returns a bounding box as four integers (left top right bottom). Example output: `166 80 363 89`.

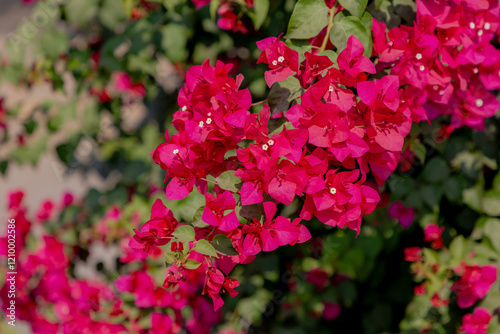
388 41 394 46
173 149 179 154
272 60 278 66
207 112 212 116
330 187 337 195
484 22 491 30
206 118 212 124
267 139 275 146
278 56 285 63
475 99 484 107
328 86 334 92
419 65 425 71
473 68 479 74
199 121 204 128
262 144 269 151
433 85 438 90
439 90 445 96
477 29 483 36
181 106 187 111
415 53 423 60
469 22 475 29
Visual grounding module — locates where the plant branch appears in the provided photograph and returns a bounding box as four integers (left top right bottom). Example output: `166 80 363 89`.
319 7 335 53
251 99 268 107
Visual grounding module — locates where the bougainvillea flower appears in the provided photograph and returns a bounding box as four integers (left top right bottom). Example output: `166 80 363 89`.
202 191 240 231
129 199 178 252
404 247 423 262
113 71 146 98
452 265 497 308
257 35 299 87
423 223 445 249
388 201 415 228
336 35 376 86
461 307 492 334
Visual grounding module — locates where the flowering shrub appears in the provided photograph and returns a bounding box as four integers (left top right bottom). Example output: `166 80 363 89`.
1 0 500 333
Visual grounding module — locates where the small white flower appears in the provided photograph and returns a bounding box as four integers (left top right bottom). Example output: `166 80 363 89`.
401 100 406 103
272 60 278 66
330 187 337 195
267 139 275 146
278 56 285 62
173 149 179 154
477 29 483 36
207 112 212 116
475 99 484 107
484 22 491 30
389 41 394 47
419 65 425 71
433 85 439 90
473 68 479 74
199 121 204 128
181 106 187 111
415 53 423 60
328 86 334 92
262 144 269 151
439 90 445 96
469 22 475 29
206 118 212 124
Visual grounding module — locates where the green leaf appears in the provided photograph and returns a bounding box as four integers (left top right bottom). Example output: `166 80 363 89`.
173 225 195 242
99 0 127 30
286 0 330 39
339 0 368 18
192 206 209 227
211 234 239 256
160 23 189 62
185 259 202 270
215 170 240 192
238 204 262 220
40 29 69 59
165 253 177 264
483 190 500 216
268 83 291 116
330 16 372 57
449 235 466 259
420 157 449 183
319 50 338 64
483 218 500 252
194 239 219 258
210 0 221 19
493 172 500 191
64 0 98 25
463 183 483 213
253 0 269 29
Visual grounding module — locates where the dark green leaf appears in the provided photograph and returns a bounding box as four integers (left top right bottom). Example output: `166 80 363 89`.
338 0 368 18
185 259 202 270
211 234 239 256
194 239 218 258
330 16 372 57
253 0 269 29
215 171 240 192
286 0 330 39
173 225 195 242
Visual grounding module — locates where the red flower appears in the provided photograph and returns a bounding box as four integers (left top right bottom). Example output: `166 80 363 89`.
461 307 492 334
423 223 445 249
404 247 423 262
257 35 299 87
452 264 497 308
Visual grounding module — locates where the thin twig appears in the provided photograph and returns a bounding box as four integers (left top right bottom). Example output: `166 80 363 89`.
319 7 335 53
251 99 268 107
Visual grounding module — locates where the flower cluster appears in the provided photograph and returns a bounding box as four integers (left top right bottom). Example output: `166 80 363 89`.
0 191 223 334
373 0 500 130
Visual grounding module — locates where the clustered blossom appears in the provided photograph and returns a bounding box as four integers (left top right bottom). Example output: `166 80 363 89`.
452 263 497 308
461 307 492 334
134 28 423 308
0 191 223 334
373 0 500 131
192 0 254 34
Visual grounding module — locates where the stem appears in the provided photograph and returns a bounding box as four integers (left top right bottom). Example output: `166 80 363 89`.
251 99 268 107
200 177 217 185
319 7 335 53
